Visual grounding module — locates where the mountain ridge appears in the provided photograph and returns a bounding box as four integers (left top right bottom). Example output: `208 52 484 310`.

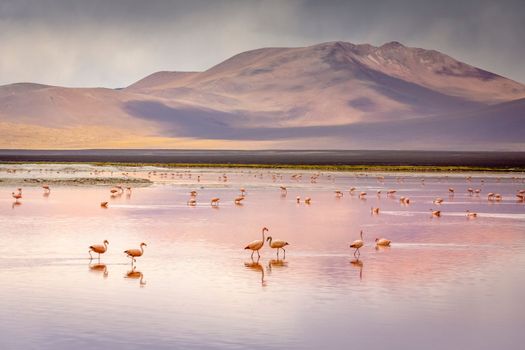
1 41 524 150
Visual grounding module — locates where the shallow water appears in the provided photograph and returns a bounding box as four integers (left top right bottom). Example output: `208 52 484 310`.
1 165 524 349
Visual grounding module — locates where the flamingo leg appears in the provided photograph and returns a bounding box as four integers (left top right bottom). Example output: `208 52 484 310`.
89 250 93 260
257 250 260 258
282 248 286 259
251 250 254 259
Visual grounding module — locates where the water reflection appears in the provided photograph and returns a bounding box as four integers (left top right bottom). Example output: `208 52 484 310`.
89 262 108 278
350 258 363 280
267 258 288 277
125 266 146 287
244 258 266 286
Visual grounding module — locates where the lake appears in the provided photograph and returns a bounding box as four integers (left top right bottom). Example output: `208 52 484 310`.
1 164 524 349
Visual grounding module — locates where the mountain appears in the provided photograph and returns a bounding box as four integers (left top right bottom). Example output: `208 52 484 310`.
1 41 524 150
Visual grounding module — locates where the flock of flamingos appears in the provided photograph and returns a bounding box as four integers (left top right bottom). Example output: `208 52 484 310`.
8 168 525 271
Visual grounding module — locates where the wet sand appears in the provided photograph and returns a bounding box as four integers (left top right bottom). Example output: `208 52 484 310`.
1 164 524 349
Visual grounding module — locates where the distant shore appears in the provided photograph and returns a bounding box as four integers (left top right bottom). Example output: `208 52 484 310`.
0 150 524 172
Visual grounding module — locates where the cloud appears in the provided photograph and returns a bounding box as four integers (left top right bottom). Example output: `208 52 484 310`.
0 0 523 87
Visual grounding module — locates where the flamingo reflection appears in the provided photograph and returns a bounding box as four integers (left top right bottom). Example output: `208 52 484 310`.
125 266 146 287
350 258 363 280
89 262 109 278
244 258 266 286
267 258 288 274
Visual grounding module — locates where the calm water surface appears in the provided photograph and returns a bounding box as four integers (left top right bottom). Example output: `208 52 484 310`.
1 165 524 349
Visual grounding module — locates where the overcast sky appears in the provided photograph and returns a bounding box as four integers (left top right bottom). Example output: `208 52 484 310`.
1 0 523 87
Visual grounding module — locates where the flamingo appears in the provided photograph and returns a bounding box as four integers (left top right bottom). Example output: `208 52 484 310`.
280 186 287 195
296 196 301 203
11 192 22 202
466 210 477 218
240 188 246 196
266 236 289 258
335 190 343 198
187 198 197 206
359 191 367 199
244 227 268 259
190 190 198 197
42 185 51 192
304 197 312 204
350 230 364 257
100 201 108 208
375 238 391 246
431 209 441 217
124 243 147 264
235 196 245 205
210 197 220 206
89 240 109 260
433 198 444 204
371 207 380 215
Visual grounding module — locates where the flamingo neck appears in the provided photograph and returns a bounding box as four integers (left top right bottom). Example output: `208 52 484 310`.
262 229 266 242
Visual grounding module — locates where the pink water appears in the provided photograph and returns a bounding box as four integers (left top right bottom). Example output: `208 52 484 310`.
1 165 524 349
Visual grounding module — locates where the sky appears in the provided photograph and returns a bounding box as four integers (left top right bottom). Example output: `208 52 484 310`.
0 0 524 88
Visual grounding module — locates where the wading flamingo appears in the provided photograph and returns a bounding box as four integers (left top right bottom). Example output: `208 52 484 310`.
124 243 147 264
100 201 108 208
11 192 22 202
187 198 197 206
371 207 380 215
431 209 441 217
89 240 109 260
434 198 444 204
335 191 343 198
350 230 364 257
267 236 289 258
42 185 51 192
211 197 220 207
235 196 245 205
244 227 268 259
305 197 312 204
466 210 477 218
375 238 391 246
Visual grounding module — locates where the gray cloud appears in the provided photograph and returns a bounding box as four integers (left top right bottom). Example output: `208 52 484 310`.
1 0 523 87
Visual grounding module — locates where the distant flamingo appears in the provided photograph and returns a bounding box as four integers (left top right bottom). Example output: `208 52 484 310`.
296 196 301 203
267 236 289 258
350 230 364 257
280 186 287 195
466 210 477 218
210 197 220 206
335 190 343 198
187 198 197 206
42 185 51 192
371 207 380 215
375 238 391 246
304 197 311 204
235 196 245 205
124 243 147 264
359 192 367 199
11 192 22 202
431 209 441 217
244 227 268 259
433 198 444 204
89 240 109 260
240 188 246 196
100 201 108 208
